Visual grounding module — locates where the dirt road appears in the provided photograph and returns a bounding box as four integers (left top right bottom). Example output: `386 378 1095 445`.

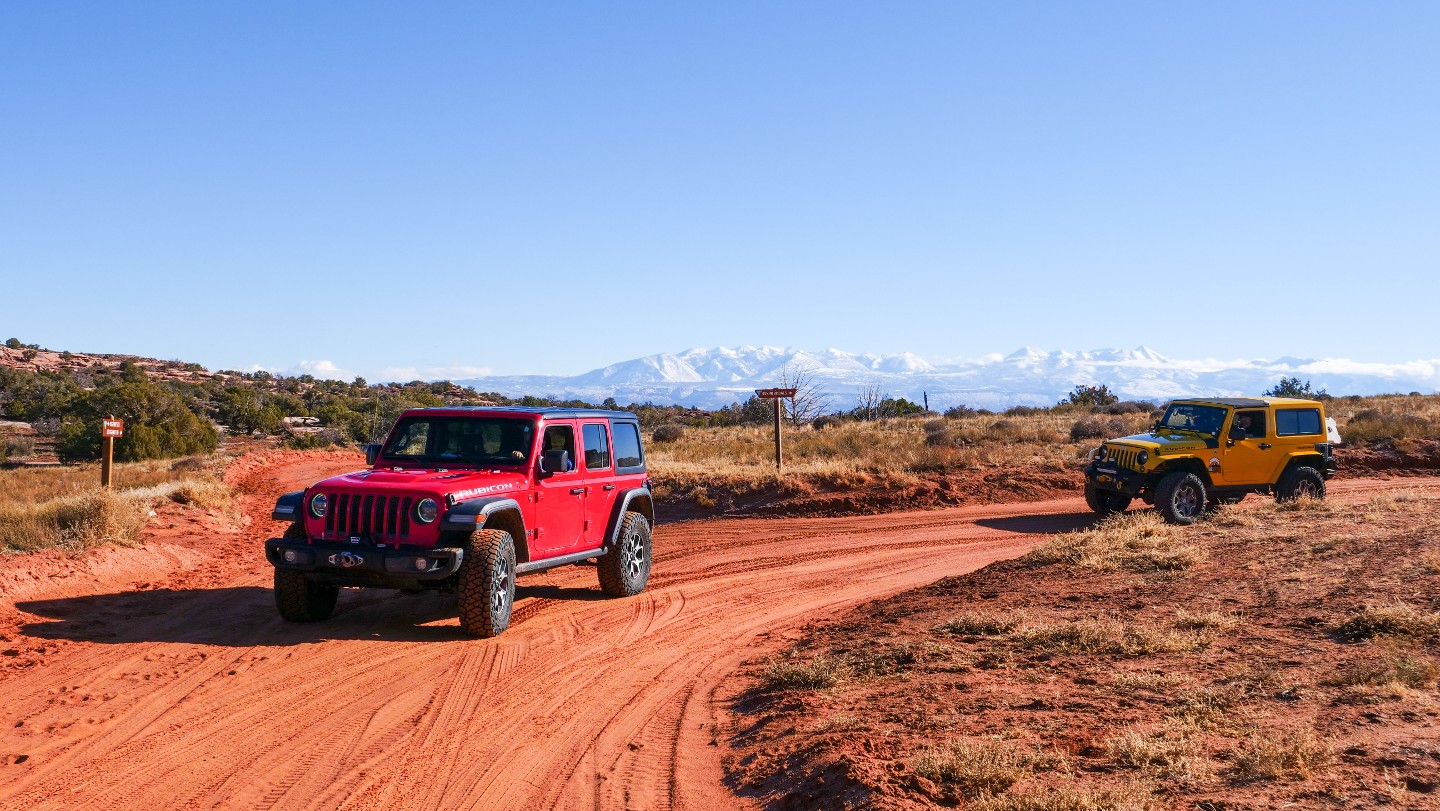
0 454 1416 810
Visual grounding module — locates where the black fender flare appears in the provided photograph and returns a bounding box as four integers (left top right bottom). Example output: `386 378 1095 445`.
272 490 305 522
605 487 655 551
441 497 531 562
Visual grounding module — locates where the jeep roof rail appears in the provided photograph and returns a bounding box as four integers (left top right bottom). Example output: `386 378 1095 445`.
399 406 639 420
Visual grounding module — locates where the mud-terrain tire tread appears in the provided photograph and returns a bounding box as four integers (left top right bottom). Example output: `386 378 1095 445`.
274 524 340 622
1084 484 1131 516
1155 471 1206 525
598 511 652 598
1276 466 1325 502
457 529 516 638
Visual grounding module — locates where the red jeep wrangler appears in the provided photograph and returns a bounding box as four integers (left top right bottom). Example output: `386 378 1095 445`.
264 407 654 637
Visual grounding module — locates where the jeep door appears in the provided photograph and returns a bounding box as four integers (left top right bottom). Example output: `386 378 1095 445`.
579 421 619 548
534 421 586 555
1219 408 1279 485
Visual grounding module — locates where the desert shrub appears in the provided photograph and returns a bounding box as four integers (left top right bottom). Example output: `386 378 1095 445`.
652 424 686 443
1105 728 1204 776
1343 411 1436 445
935 611 1025 636
54 379 219 463
1106 401 1153 415
1059 384 1119 408
1026 512 1202 573
1325 649 1439 688
0 489 148 552
285 428 346 450
1004 405 1042 417
1065 414 1105 440
811 415 843 430
5 436 35 459
758 655 846 691
943 404 978 419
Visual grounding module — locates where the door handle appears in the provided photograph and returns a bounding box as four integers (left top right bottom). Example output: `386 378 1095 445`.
1259 443 1272 450
569 488 586 495
602 484 616 491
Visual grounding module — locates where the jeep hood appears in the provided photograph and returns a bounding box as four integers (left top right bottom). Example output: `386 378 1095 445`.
1108 431 1214 453
314 468 528 499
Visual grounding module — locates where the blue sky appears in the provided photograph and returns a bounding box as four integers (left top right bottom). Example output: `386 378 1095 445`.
3 2 1437 381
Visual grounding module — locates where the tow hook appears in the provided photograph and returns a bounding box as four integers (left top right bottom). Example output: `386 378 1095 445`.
328 551 365 569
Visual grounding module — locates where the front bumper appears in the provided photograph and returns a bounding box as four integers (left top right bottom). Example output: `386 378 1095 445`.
1084 462 1146 497
264 538 464 586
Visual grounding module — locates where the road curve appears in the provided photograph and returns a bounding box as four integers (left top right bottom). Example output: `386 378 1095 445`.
0 454 1412 810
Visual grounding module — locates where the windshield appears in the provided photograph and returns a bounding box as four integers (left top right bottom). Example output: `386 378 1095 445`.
1158 404 1227 435
381 417 535 466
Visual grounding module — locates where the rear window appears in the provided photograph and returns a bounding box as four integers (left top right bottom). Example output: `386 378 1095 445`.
1275 408 1323 437
612 422 644 470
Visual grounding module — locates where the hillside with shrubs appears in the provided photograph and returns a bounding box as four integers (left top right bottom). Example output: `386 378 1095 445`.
4 340 1440 522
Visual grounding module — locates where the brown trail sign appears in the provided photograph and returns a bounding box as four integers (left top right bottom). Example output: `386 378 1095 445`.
755 388 798 469
100 417 124 488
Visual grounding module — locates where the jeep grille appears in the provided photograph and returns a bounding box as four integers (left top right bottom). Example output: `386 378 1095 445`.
322 492 415 540
1109 447 1142 472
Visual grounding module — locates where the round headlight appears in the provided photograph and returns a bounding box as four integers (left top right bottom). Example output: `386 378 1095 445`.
416 498 439 524
1097 445 1108 461
309 493 328 518
1137 450 1150 466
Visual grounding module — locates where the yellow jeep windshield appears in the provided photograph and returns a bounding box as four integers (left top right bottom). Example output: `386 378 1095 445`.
1159 404 1226 436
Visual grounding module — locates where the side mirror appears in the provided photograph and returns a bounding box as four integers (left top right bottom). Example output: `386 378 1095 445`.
538 449 572 476
364 444 381 465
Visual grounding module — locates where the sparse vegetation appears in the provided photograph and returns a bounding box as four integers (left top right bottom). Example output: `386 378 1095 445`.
1024 512 1202 573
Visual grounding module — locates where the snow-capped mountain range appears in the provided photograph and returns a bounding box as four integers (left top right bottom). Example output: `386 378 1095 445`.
452 346 1440 410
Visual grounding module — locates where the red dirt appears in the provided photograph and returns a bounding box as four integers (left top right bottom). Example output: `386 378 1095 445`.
0 450 1434 810
0 449 1082 810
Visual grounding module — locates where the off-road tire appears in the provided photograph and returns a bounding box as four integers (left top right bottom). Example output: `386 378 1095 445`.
598 512 652 598
1276 466 1325 502
457 529 516 638
1155 471 1207 525
1084 484 1132 516
275 523 339 622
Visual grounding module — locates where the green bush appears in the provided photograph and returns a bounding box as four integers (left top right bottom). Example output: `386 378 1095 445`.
55 380 219 463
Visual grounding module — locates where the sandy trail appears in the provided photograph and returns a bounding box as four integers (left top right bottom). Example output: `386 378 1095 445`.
0 455 1422 810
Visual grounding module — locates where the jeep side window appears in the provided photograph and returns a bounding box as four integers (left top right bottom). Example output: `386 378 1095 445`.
542 425 577 472
1230 410 1267 439
612 422 643 469
582 423 611 470
1276 408 1322 437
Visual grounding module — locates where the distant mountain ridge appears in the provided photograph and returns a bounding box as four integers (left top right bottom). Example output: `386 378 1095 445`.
453 346 1440 410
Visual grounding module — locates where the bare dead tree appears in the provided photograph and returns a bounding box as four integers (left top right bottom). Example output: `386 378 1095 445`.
855 382 889 422
777 362 832 426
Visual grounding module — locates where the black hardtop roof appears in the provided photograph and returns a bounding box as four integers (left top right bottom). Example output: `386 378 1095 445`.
402 406 639 421
1171 397 1321 409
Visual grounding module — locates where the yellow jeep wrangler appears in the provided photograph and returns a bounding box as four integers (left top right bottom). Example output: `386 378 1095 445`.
1082 397 1338 524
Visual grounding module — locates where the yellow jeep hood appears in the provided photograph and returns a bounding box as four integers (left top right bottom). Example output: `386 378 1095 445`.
1109 431 1211 454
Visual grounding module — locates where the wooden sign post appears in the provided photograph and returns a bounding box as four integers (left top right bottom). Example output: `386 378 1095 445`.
754 388 797 469
101 417 124 488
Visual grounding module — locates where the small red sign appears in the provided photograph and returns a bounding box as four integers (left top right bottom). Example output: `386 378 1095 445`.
754 388 798 399
102 419 125 438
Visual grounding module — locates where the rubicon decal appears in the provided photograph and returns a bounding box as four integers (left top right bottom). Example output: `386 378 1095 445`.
450 483 515 502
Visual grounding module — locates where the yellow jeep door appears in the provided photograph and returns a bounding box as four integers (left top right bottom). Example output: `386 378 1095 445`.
1220 409 1279 485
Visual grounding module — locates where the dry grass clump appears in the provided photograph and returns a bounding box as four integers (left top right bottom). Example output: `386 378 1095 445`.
0 457 235 553
1014 618 1209 657
912 739 1063 797
1024 513 1202 573
1324 649 1439 689
967 787 1153 811
1228 729 1331 781
1333 602 1440 641
1106 727 1207 778
1171 609 1242 631
758 654 847 691
0 489 148 552
935 611 1027 636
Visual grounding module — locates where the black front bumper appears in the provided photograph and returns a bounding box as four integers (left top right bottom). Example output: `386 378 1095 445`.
1084 463 1146 497
264 538 464 587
